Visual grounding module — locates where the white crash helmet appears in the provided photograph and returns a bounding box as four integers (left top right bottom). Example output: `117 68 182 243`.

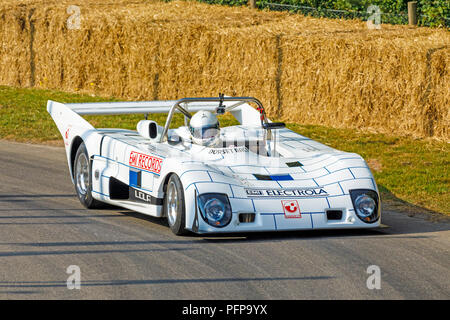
189 110 220 147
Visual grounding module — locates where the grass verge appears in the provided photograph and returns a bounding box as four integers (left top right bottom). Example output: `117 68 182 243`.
0 85 448 216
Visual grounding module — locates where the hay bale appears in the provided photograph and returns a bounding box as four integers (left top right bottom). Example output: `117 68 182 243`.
0 0 448 139
0 4 32 86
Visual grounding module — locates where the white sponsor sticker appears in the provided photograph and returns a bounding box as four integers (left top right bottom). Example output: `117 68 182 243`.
245 188 328 198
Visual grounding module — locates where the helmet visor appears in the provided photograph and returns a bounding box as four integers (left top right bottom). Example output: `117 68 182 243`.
190 123 220 140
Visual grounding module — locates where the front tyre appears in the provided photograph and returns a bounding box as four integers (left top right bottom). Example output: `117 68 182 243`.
165 174 187 235
74 142 102 209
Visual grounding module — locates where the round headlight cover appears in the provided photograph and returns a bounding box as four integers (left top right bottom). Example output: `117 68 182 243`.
204 198 225 222
349 189 380 223
198 193 232 228
355 194 376 217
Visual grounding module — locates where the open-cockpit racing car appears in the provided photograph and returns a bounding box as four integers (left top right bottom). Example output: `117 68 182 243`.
47 96 381 235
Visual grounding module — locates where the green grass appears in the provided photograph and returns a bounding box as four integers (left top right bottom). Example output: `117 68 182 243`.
0 86 240 142
1 85 448 215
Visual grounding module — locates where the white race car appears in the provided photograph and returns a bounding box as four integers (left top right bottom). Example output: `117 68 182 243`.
47 96 381 235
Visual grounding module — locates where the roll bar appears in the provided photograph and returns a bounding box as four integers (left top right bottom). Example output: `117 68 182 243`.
159 96 268 143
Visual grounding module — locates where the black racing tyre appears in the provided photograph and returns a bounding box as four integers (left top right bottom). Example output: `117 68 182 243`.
164 174 187 235
73 142 102 209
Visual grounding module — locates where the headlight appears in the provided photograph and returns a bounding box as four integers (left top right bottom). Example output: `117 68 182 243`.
197 193 232 228
349 189 380 223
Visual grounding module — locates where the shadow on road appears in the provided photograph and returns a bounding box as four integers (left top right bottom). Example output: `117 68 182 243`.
116 208 449 244
1 190 447 244
0 247 193 258
0 275 334 289
0 194 76 198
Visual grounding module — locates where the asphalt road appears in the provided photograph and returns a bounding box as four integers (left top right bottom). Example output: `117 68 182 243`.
0 140 448 300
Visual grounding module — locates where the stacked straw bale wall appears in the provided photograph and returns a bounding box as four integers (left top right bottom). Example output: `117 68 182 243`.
0 0 448 139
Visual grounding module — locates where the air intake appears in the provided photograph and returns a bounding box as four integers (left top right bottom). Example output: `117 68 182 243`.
239 213 256 223
326 210 343 221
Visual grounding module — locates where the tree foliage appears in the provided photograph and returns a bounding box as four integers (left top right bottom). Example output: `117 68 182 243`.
195 0 449 27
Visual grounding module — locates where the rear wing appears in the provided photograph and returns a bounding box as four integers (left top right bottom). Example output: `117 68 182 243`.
62 99 235 115
47 96 265 142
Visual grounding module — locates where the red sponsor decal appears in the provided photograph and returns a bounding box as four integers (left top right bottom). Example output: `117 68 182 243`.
64 128 70 146
129 151 162 174
282 200 302 219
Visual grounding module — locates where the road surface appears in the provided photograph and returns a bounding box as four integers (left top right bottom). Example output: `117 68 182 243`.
0 140 448 299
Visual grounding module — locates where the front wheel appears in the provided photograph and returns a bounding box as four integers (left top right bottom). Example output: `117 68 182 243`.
164 174 187 235
73 142 102 209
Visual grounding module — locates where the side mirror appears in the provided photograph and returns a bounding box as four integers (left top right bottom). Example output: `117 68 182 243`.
168 134 182 145
148 121 158 139
137 120 162 140
262 122 286 130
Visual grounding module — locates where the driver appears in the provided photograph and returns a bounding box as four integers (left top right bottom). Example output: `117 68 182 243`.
189 110 220 147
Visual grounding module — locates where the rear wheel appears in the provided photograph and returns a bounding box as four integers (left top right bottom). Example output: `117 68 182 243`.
164 174 187 235
74 142 102 209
